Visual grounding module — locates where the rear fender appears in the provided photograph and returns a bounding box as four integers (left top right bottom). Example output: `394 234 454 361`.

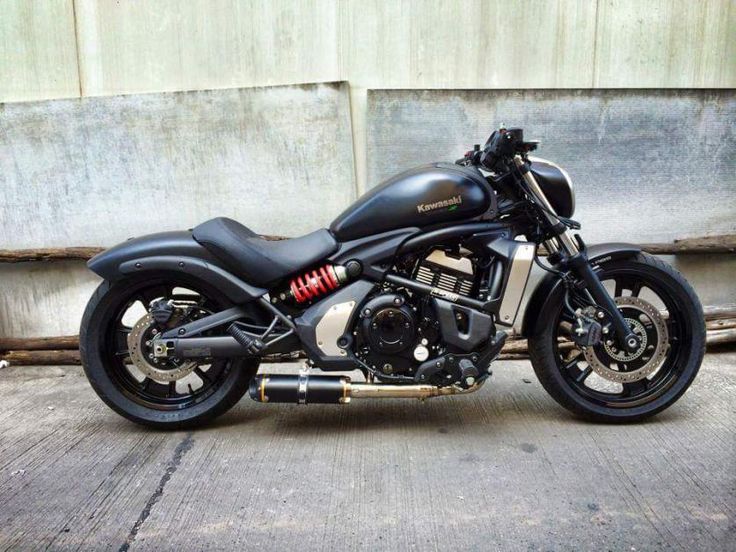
88 231 266 303
520 243 641 338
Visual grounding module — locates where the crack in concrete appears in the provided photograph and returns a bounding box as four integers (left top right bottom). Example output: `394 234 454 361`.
118 432 194 552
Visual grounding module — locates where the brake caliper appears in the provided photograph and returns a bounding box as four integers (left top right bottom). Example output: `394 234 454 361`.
150 299 175 325
570 306 603 348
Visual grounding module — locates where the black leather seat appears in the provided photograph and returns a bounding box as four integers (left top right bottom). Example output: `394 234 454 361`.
192 217 338 287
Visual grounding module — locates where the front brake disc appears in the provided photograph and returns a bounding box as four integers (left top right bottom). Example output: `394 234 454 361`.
582 296 669 383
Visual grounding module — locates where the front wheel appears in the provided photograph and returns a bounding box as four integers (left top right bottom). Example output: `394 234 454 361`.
529 253 706 423
80 273 259 429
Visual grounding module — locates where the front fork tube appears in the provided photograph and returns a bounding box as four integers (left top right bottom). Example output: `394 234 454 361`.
565 252 639 353
516 155 640 353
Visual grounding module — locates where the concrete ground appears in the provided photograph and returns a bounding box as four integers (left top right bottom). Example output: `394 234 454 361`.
0 354 734 552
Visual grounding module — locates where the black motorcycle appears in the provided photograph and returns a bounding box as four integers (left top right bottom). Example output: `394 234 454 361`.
80 127 705 428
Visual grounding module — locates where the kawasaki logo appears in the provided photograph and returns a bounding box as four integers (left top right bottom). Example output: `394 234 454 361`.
416 195 463 214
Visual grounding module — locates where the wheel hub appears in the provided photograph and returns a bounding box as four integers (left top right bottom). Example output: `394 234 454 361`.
583 296 669 383
604 318 647 361
127 313 196 382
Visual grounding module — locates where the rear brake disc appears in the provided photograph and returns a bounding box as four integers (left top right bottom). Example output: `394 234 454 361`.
127 313 197 382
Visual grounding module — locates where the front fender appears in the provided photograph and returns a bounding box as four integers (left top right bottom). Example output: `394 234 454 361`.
88 231 265 303
520 242 641 338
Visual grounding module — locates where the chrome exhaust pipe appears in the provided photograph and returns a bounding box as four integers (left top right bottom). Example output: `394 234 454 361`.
346 381 484 400
250 374 485 405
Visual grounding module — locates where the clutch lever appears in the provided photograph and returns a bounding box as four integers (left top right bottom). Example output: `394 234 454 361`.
455 144 482 166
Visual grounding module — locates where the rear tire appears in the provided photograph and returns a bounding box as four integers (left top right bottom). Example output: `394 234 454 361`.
80 274 259 429
528 253 705 423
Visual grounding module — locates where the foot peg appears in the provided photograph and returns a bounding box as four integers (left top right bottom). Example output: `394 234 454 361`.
227 324 264 355
457 358 479 387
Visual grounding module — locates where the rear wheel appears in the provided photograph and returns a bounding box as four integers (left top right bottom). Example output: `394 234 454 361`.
80 273 259 429
529 253 705 422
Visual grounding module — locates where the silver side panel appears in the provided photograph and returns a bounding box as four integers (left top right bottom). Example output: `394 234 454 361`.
314 301 356 356
498 243 536 326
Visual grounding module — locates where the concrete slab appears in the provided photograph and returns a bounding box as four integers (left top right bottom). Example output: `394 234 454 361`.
1 354 734 550
0 261 100 338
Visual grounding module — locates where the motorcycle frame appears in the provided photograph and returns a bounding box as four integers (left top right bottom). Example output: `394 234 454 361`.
88 156 642 372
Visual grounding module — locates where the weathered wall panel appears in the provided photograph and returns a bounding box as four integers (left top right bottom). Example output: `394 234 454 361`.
339 0 598 192
594 0 736 87
339 0 598 89
0 264 99 338
0 82 356 248
0 0 80 102
1 82 356 336
74 0 340 97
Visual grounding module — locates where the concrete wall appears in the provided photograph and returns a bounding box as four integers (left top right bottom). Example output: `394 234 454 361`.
0 263 99 338
2 0 734 191
367 89 736 244
0 82 355 337
74 0 340 97
1 82 355 247
0 0 80 102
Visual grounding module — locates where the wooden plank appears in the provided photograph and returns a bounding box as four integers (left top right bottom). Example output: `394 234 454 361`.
707 319 736 331
0 235 286 263
0 350 81 366
0 247 104 263
706 328 736 346
0 336 80 351
702 304 736 321
639 234 736 255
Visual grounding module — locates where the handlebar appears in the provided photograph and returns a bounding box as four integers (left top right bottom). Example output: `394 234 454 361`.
456 127 539 171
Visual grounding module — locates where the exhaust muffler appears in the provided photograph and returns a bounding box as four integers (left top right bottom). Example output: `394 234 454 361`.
249 373 484 405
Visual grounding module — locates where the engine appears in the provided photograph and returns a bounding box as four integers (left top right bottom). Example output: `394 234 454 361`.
354 292 429 377
414 249 476 297
353 249 490 384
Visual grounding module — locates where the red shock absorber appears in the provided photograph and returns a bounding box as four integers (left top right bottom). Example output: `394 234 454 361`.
289 264 343 303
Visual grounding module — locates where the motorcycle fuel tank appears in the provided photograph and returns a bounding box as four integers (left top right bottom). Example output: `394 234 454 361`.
330 163 495 241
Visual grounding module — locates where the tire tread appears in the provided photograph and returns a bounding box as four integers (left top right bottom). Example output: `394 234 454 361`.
528 252 706 423
80 277 258 429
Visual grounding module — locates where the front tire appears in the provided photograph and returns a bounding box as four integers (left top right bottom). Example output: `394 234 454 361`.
529 253 706 423
80 274 259 429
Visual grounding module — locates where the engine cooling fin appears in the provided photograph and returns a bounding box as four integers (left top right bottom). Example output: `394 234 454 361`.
414 249 475 296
